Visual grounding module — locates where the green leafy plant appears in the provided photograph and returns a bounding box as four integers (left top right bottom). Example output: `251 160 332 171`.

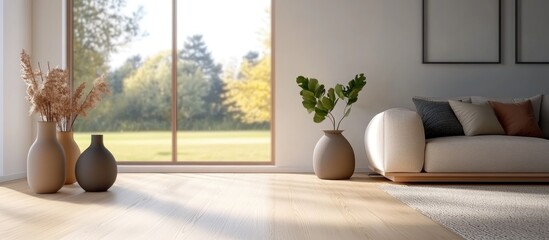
296 73 366 130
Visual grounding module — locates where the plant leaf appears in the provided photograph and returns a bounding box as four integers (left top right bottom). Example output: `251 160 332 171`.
348 98 358 105
302 101 316 113
327 88 336 102
353 73 367 90
308 78 318 92
316 101 328 111
314 107 328 116
314 84 325 98
335 84 345 99
313 113 326 123
302 95 316 104
296 76 308 89
300 90 315 98
348 79 355 89
348 89 359 100
313 108 328 123
321 97 334 110
344 106 352 117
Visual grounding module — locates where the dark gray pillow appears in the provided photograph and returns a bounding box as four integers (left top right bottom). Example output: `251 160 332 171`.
412 98 464 139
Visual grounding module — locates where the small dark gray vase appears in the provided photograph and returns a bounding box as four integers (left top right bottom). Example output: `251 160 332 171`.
75 135 117 192
313 130 355 180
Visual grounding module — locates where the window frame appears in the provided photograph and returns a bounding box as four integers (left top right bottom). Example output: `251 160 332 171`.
66 0 274 165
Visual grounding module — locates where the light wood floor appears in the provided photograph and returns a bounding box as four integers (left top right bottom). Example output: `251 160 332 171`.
0 173 461 240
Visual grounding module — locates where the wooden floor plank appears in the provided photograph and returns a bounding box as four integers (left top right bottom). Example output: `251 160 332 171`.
0 173 461 240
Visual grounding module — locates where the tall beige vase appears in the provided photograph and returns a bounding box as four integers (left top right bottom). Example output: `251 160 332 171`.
57 131 81 184
27 121 66 194
313 130 355 180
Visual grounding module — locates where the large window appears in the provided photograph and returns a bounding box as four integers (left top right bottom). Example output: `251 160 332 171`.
70 0 272 164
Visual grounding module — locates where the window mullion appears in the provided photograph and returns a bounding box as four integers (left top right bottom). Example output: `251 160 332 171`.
171 0 178 163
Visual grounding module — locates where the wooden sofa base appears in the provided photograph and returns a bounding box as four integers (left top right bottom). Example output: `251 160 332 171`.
374 169 549 183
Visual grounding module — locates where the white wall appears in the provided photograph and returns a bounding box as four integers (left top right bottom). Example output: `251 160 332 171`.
0 0 64 182
32 0 64 67
274 0 549 172
0 0 4 176
4 0 549 177
112 0 549 174
275 0 372 172
1 0 32 181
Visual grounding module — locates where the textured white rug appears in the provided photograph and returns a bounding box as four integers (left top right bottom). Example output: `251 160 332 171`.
380 184 549 240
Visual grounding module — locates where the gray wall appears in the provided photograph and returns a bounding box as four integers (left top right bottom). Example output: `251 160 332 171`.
275 0 549 172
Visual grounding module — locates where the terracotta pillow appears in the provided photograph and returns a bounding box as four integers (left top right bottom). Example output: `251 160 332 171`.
472 94 542 123
489 100 544 138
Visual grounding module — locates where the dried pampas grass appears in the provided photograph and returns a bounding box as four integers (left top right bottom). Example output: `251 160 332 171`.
20 50 110 132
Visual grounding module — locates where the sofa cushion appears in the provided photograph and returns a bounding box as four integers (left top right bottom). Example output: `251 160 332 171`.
490 100 544 138
412 98 464 139
414 96 471 103
424 135 549 172
471 94 542 123
449 100 505 136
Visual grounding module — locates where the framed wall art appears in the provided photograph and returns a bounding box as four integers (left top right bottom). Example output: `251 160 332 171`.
515 0 549 64
423 0 501 64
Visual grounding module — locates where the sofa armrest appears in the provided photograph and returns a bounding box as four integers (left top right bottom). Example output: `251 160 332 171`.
365 108 425 173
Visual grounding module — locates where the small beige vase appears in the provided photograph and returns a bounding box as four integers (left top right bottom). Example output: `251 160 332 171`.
27 121 66 194
313 130 355 180
57 131 81 184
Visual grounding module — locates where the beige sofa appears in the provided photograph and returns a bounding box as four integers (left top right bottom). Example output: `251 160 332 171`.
364 95 549 182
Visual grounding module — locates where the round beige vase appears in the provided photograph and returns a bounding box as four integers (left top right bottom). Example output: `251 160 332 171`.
312 130 355 180
57 131 81 184
27 121 66 194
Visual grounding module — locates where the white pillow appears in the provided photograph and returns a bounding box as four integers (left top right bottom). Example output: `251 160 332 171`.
449 100 505 136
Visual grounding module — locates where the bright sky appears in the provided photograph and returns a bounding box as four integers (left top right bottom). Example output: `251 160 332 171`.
111 0 270 70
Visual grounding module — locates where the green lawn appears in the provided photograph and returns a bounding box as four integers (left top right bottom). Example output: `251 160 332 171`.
74 131 271 162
